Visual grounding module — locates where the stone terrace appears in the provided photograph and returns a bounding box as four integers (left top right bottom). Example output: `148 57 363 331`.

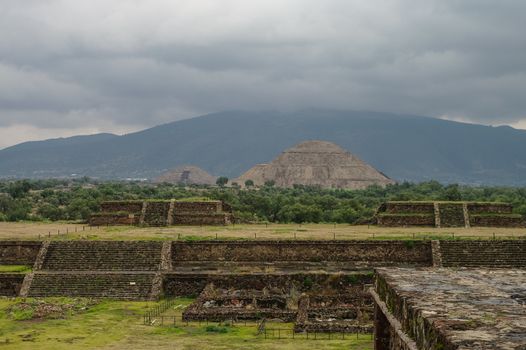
439 240 526 268
41 241 163 271
372 268 526 350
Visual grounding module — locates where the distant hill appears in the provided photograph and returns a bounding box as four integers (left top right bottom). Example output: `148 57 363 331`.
1 109 526 185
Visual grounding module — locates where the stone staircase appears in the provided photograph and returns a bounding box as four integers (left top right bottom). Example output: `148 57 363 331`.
28 272 157 299
41 241 163 271
24 241 166 300
440 240 526 267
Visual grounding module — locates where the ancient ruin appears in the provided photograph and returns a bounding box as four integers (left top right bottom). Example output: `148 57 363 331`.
371 268 526 349
1 238 525 341
376 201 525 227
89 199 233 226
234 140 395 189
154 165 217 185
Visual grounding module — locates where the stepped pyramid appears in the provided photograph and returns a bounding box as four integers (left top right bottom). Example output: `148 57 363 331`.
154 165 216 185
235 140 394 189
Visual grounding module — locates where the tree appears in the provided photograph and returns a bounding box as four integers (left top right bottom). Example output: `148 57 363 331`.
444 184 462 201
216 176 229 187
244 179 254 188
264 180 275 187
7 180 31 199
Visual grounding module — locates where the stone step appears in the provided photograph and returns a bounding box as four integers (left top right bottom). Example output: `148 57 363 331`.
28 272 157 300
41 241 163 271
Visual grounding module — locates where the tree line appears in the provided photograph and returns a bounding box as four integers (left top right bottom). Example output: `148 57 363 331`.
1 179 526 224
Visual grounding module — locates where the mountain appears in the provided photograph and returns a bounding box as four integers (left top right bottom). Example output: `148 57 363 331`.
1 109 526 185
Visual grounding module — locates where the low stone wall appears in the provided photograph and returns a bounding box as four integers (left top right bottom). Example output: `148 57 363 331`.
171 241 432 266
469 214 525 228
376 214 435 227
383 202 434 214
174 201 222 213
377 201 524 228
100 201 144 213
89 213 139 226
0 274 25 296
440 240 526 267
173 213 231 225
0 241 41 265
467 203 512 214
28 272 157 300
41 241 164 271
91 200 232 226
163 272 373 297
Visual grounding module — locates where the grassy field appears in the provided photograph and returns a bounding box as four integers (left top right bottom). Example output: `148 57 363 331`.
0 222 525 241
0 297 372 350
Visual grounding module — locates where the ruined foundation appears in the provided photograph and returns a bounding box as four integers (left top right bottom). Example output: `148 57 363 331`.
376 201 525 228
89 200 233 226
1 239 525 337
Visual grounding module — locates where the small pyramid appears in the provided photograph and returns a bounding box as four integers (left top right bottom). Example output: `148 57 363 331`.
235 140 394 189
154 165 216 185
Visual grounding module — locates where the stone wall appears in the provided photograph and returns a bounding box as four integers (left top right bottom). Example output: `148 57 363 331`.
0 241 41 265
172 213 231 225
467 202 512 214
89 213 139 226
100 201 144 213
90 200 232 226
41 241 163 271
173 201 222 213
469 214 525 228
376 214 435 227
438 203 465 227
0 274 25 296
143 201 171 226
171 241 432 266
383 202 435 214
440 240 526 267
374 272 451 350
163 272 373 297
377 201 524 228
28 272 157 299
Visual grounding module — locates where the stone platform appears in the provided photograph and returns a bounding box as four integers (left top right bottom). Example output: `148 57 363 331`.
372 268 526 349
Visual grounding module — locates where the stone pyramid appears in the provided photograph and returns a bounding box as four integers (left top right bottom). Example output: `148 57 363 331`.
235 140 394 189
154 165 216 185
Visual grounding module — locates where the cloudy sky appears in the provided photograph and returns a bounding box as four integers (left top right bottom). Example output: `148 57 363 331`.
1 0 526 148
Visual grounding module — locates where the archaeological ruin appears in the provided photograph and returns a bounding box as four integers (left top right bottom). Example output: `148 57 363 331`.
376 201 526 228
234 140 395 189
88 199 233 226
372 268 526 349
153 165 217 185
1 238 525 344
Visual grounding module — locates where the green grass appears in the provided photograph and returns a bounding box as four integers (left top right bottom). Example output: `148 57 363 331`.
0 265 31 273
0 298 373 349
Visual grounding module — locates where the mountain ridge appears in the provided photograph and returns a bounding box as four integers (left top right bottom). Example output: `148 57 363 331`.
0 109 525 185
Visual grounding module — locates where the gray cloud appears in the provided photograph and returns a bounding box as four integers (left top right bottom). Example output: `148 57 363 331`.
1 0 526 148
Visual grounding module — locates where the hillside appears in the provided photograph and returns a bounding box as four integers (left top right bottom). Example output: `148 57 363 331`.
1 109 526 185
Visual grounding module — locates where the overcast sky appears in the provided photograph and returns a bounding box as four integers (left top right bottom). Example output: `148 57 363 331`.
1 0 526 149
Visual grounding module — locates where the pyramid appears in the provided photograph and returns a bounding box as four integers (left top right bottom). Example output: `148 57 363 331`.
234 140 394 189
154 165 216 185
